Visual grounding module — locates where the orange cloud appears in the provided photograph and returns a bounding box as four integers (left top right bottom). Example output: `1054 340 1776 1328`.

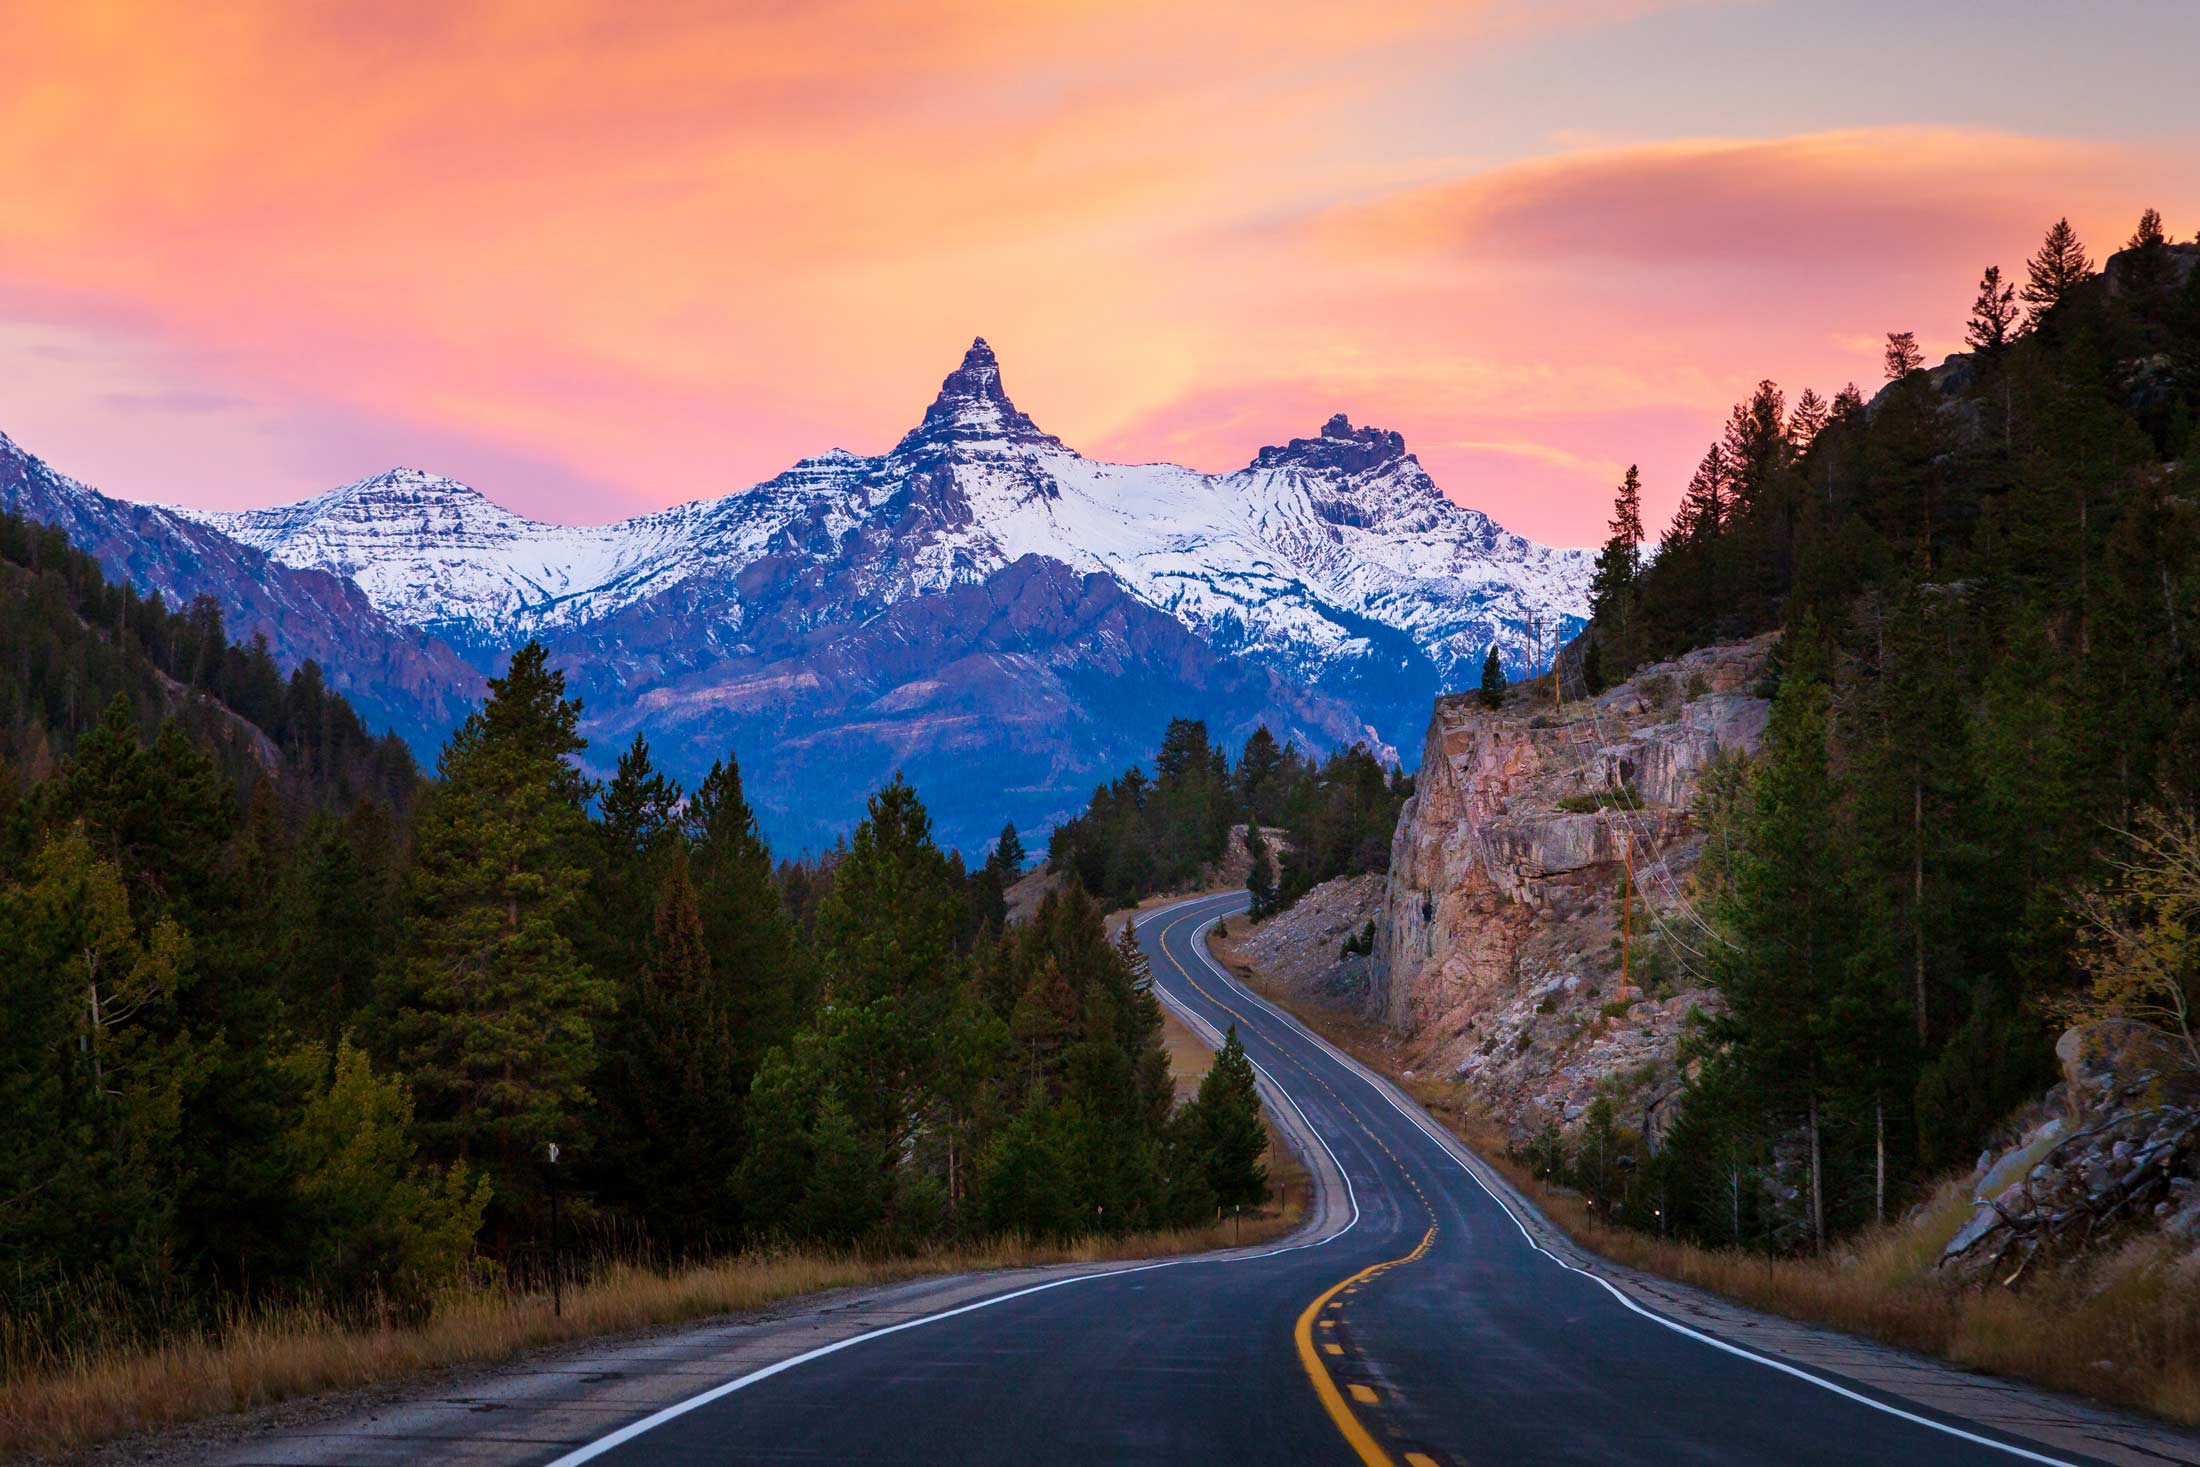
0 6 2190 550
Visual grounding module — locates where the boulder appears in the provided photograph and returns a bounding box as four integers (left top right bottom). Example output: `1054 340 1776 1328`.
2056 1021 2179 1094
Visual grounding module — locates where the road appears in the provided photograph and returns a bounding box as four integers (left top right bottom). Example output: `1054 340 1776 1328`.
541 890 2121 1467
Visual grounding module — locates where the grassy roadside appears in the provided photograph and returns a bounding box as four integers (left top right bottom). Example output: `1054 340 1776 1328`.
4 1216 1304 1462
1206 927 2200 1427
4 907 1303 1464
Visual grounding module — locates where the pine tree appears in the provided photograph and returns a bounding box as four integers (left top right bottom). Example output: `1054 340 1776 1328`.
599 732 681 857
1235 726 1284 823
970 820 1026 934
0 823 199 1303
1478 645 1505 709
1964 266 2018 354
985 821 1025 884
1244 819 1278 920
1582 638 1606 696
1589 465 1645 665
278 1038 488 1310
290 802 395 1052
1676 444 1731 544
1697 627 1857 1252
1115 918 1154 994
1789 388 1829 454
1191 1027 1267 1210
1009 958 1079 1084
379 643 607 1236
2021 217 2092 328
1721 381 1788 513
799 1087 886 1242
816 774 962 1012
584 732 683 1006
686 752 808 1085
2121 207 2173 301
615 852 744 1253
1883 331 1924 382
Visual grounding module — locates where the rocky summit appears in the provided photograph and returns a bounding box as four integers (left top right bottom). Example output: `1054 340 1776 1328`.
4 341 1592 851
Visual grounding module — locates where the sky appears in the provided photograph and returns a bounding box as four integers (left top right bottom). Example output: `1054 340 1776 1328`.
2 0 2195 547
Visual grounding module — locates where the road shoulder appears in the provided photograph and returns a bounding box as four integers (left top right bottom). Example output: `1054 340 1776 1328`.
1205 921 2200 1467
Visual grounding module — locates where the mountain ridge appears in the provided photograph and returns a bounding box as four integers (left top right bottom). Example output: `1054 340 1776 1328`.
8 341 1592 850
177 339 1591 695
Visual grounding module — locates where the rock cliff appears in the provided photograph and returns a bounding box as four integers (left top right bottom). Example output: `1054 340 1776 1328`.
1373 635 1777 1141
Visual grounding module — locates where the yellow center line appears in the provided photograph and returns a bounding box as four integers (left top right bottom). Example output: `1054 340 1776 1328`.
1293 1224 1437 1467
1348 1383 1380 1404
1158 901 1444 1467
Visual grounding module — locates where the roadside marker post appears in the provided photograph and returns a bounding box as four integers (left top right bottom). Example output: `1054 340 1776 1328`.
549 1141 563 1319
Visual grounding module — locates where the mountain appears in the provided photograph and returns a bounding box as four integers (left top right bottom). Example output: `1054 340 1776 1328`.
12 340 1588 851
188 342 1587 716
0 431 481 751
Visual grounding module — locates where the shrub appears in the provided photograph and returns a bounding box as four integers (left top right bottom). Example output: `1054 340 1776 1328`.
1556 786 1644 814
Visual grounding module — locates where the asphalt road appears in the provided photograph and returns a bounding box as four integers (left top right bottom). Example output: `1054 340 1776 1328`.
544 890 2112 1467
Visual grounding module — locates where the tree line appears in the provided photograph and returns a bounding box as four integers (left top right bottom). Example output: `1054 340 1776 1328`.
1045 717 1411 914
1559 210 2200 1251
0 507 418 819
1 611 1268 1360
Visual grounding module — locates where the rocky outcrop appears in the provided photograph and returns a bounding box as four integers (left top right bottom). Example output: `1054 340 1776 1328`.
1940 1022 2200 1280
1227 874 1386 1008
1373 636 1776 1141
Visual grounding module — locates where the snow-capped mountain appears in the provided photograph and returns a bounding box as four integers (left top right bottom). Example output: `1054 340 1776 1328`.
184 339 1590 698
15 340 1589 851
0 430 482 748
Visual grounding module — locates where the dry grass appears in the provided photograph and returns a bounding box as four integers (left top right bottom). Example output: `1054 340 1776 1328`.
2 1220 1301 1461
1210 927 2200 1426
1159 1007 1218 1101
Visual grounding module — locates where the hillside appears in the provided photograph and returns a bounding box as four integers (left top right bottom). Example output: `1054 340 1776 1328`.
0 507 417 817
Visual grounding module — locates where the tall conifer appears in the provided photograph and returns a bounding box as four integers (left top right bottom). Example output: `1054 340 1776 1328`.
380 643 606 1234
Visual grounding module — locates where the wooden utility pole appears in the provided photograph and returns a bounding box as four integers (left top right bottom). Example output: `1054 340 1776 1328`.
1620 826 1634 992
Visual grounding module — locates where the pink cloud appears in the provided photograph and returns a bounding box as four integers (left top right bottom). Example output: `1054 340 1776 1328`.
0 2 2192 554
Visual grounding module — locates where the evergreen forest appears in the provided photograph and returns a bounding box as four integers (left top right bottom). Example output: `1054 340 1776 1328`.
1560 213 2200 1251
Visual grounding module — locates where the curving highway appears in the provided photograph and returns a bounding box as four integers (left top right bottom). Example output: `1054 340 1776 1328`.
539 890 2121 1467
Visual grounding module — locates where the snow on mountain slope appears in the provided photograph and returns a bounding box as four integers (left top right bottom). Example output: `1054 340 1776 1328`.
181 340 1590 690
0 431 481 748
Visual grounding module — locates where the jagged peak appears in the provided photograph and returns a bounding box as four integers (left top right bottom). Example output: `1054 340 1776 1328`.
893 336 1062 455
1249 414 1411 475
335 466 489 501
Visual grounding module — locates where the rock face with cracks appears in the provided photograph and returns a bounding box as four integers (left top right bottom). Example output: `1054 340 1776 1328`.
1372 635 1777 1142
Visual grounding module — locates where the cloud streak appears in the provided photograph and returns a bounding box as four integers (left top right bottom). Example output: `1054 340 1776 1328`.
0 5 2190 543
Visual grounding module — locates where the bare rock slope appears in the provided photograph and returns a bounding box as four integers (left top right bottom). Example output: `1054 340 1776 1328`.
1227 873 1385 1008
1373 635 1777 1141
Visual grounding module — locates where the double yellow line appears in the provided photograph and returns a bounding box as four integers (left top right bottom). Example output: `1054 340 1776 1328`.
1152 900 1438 1466
1293 1225 1437 1467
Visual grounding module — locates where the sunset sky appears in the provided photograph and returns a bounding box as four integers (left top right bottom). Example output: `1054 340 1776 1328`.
3 1 2194 546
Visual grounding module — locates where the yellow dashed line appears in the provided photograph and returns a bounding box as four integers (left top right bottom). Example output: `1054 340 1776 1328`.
1159 903 1449 1467
1292 1225 1437 1467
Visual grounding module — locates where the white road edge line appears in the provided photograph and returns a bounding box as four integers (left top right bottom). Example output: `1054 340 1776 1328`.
1185 909 2088 1467
540 893 1357 1467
